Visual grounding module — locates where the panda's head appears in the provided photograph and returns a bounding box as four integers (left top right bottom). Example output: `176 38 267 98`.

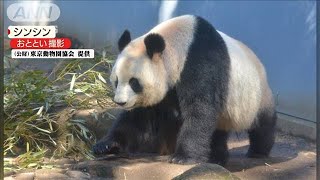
110 30 168 110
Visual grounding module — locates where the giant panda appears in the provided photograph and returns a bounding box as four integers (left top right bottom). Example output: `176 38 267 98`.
93 15 276 166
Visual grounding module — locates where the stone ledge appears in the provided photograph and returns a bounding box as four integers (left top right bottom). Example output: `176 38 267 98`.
72 156 239 179
276 113 316 141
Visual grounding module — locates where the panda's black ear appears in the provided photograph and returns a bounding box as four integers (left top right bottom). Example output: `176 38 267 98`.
144 33 165 59
118 30 131 52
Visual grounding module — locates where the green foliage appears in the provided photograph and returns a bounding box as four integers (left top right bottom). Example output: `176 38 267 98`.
4 70 59 155
4 54 115 172
4 149 52 172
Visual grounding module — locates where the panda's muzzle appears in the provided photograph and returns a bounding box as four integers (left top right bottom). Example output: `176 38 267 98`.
113 99 126 106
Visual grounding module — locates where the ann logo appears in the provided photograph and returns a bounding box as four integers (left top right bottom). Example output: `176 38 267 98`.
7 2 60 22
13 5 52 20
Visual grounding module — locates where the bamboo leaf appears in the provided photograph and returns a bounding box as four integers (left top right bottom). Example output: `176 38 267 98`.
36 106 44 116
98 73 106 83
70 74 76 91
24 123 51 134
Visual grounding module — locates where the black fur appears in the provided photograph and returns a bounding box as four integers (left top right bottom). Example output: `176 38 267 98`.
144 33 166 59
118 30 131 52
168 16 231 165
129 78 143 93
115 76 118 88
93 89 181 155
210 130 229 166
247 109 277 158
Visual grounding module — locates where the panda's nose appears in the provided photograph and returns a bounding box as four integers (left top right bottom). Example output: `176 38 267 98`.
113 100 126 106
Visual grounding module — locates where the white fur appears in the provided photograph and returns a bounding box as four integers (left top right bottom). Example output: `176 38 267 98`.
112 15 197 108
218 31 265 131
150 15 196 87
112 48 166 109
112 55 138 108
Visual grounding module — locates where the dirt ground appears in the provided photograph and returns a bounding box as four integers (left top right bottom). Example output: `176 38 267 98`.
227 131 316 180
77 131 316 180
5 131 316 180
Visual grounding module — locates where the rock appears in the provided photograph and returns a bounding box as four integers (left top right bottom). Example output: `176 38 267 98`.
35 168 69 180
35 172 69 180
4 177 15 180
72 157 125 178
173 163 240 180
66 170 91 179
14 172 35 180
4 171 16 177
72 155 239 180
53 158 77 167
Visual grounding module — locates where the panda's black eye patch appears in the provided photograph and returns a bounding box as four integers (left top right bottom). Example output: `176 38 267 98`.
115 76 118 88
129 78 143 93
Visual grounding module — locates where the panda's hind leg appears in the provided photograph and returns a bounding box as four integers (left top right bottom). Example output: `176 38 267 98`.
246 109 277 158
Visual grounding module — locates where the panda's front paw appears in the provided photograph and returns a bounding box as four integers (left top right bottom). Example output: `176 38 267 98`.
168 154 197 164
92 140 120 155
